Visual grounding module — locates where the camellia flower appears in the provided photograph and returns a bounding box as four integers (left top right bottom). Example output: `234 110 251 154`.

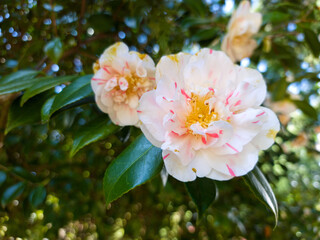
91 42 156 126
221 0 262 62
137 49 280 182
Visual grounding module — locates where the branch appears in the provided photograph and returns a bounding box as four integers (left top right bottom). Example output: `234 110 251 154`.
50 0 58 36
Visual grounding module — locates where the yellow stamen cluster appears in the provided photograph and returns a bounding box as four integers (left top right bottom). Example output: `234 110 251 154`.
185 92 218 131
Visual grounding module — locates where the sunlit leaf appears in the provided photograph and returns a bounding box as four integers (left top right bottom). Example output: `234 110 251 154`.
243 166 278 226
46 74 93 120
292 100 318 120
103 135 163 205
21 75 77 106
0 70 39 95
43 38 63 63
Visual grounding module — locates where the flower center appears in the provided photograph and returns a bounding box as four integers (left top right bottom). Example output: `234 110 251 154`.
184 92 218 131
122 73 152 97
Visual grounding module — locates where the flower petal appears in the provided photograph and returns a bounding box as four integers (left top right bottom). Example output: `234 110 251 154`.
163 150 197 182
252 107 280 150
138 90 167 143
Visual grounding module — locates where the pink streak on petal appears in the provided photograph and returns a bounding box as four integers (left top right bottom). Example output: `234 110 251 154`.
201 136 207 144
225 92 233 106
163 153 170 160
256 111 265 117
137 110 142 113
175 82 177 89
149 77 155 80
219 130 223 134
125 61 129 69
252 120 259 123
92 78 107 81
209 49 213 54
208 87 215 93
234 100 241 106
181 89 191 99
170 119 175 122
207 133 219 138
162 96 167 101
226 143 239 153
170 110 174 114
171 131 180 136
227 164 236 177
102 67 111 74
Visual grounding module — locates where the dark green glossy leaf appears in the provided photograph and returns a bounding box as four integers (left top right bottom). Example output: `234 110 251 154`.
180 17 214 29
191 28 218 42
70 115 120 156
43 38 63 63
292 100 318 120
29 186 47 207
184 0 206 17
41 96 56 122
303 28 320 58
243 166 278 226
0 70 39 95
6 93 49 134
1 182 26 207
11 166 39 182
45 74 93 120
103 135 163 205
21 75 77 105
185 177 218 217
263 11 290 24
0 171 7 186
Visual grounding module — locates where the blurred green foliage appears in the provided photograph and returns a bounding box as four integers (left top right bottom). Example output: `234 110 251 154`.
0 0 320 239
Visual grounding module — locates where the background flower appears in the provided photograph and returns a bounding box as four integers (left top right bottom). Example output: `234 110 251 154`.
138 49 279 182
221 1 262 62
91 42 156 126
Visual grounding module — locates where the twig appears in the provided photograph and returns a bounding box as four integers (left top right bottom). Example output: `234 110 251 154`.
50 0 58 36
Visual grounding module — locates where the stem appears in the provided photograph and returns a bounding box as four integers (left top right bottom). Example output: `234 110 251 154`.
50 0 58 36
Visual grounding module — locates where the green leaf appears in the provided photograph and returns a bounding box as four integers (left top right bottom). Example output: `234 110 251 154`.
185 177 218 217
0 70 39 95
303 28 320 58
0 171 7 187
103 135 163 205
292 100 318 120
180 17 214 29
1 182 26 207
184 0 206 17
263 11 290 24
6 93 50 134
243 166 278 226
41 96 56 122
191 28 218 42
45 74 93 120
44 38 63 63
21 75 77 106
70 116 120 156
11 166 39 182
272 79 288 101
29 186 47 207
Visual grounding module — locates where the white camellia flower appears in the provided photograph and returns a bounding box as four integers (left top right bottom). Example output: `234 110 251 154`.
137 49 280 182
91 42 156 126
221 0 262 62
